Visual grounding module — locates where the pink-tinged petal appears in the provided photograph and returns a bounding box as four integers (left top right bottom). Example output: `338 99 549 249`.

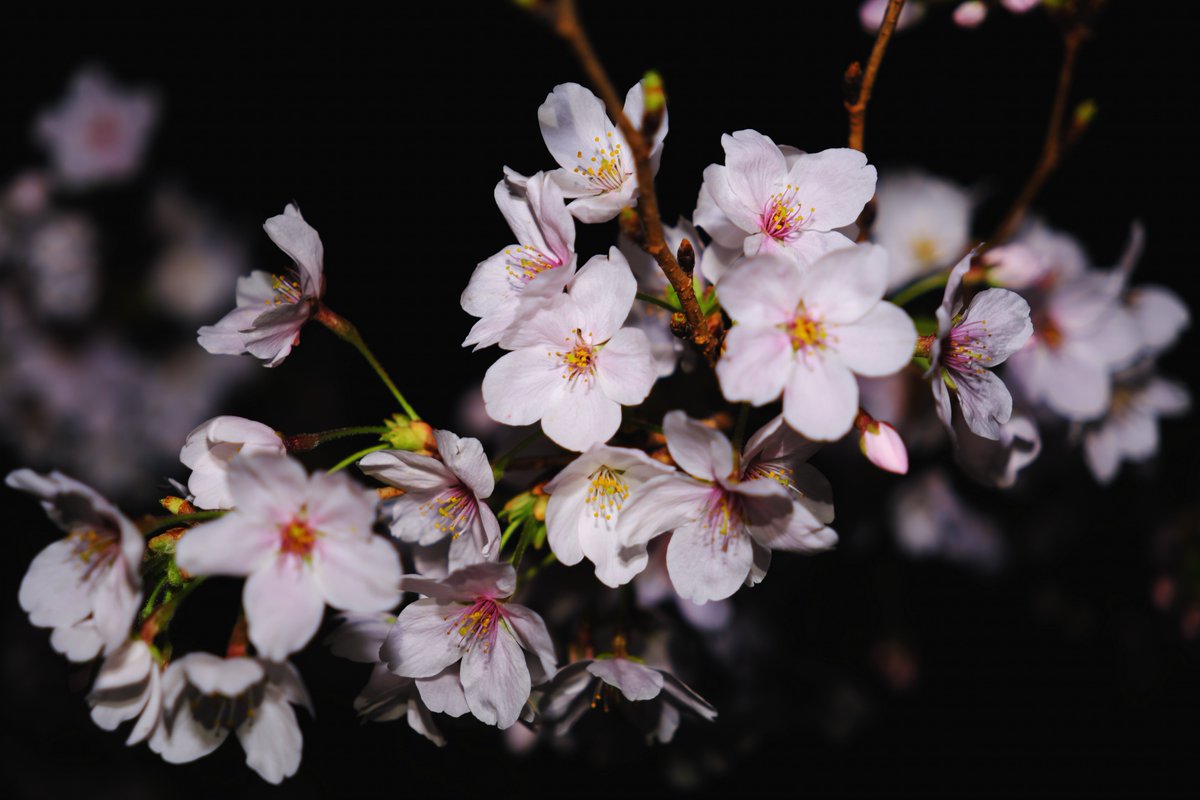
1140 377 1191 416
566 184 636 224
504 604 557 679
585 535 649 588
174 514 275 577
225 454 309 519
542 661 595 725
1083 424 1121 484
304 471 376 538
461 630 530 729
407 702 448 747
663 409 735 481
526 171 576 262
954 368 1014 440
1128 285 1189 354
180 653 263 695
408 562 517 602
313 535 401 613
786 148 877 231
461 249 519 318
832 302 917 377
196 306 260 355
588 658 664 701
264 204 323 294
358 449 455 492
19 539 93 628
860 420 909 474
383 599 465 678
499 293 584 351
415 665 470 717
959 289 1033 364
716 253 803 325
616 474 710 548
931 373 954 431
91 565 139 651
717 326 793 406
538 83 612 175
236 688 303 785
791 462 837 526
1113 410 1159 462
781 229 857 267
482 348 562 427
799 243 890 323
665 522 754 604
936 254 973 337
596 327 655 405
1040 346 1111 420
700 162 759 238
660 671 719 721
722 129 787 213
545 487 586 566
743 414 821 467
572 249 636 342
434 429 494 499
541 383 621 452
695 179 748 250
782 354 859 440
244 559 325 661
326 613 393 663
241 303 309 367
1079 306 1141 371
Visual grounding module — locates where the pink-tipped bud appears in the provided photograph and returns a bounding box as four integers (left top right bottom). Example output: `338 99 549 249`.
858 417 909 475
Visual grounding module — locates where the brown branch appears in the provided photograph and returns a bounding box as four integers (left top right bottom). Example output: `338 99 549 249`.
987 24 1086 247
551 0 721 366
845 0 907 152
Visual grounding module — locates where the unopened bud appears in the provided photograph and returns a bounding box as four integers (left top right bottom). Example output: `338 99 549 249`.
669 311 690 340
857 416 908 475
953 1 988 28
159 496 196 515
382 414 435 453
641 71 665 137
677 238 695 275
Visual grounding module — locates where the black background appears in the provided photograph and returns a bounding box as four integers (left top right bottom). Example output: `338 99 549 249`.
1 2 1198 798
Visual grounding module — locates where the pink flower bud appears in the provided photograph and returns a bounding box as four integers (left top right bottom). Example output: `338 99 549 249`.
859 420 909 475
954 1 988 27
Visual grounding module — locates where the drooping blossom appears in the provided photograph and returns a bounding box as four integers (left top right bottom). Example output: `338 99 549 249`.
870 171 972 289
1081 365 1190 484
716 245 917 440
359 429 501 572
461 172 577 350
616 412 837 604
482 249 656 451
327 613 452 746
694 129 875 267
952 410 1042 488
149 653 312 784
543 444 675 587
889 470 1006 573
35 68 157 188
88 638 163 746
174 455 401 660
7 469 143 661
539 638 717 742
928 254 1033 439
382 563 556 730
197 204 324 367
533 82 668 223
179 415 285 510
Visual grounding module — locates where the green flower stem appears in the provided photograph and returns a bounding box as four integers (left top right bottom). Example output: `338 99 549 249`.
142 510 226 536
491 430 544 478
140 576 207 642
636 291 679 313
315 304 420 421
283 425 388 453
327 444 389 475
889 272 951 308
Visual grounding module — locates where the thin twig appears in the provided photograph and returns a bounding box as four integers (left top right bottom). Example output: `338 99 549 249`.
845 0 907 152
988 24 1086 247
551 0 720 365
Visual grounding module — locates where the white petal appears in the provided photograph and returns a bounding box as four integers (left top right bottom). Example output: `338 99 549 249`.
503 604 557 680
615 474 708 548
174 513 275 578
663 409 734 480
666 523 754 604
434 430 494 499
587 658 664 701
831 302 917 377
382 599 464 678
264 204 323 294
786 148 877 230
244 559 325 661
959 288 1034 365
461 630 530 729
314 535 401 613
798 243 889 323
482 348 562 426
782 354 859 440
541 382 621 452
236 688 303 785
716 253 802 325
538 83 612 175
596 327 655 406
572 249 637 342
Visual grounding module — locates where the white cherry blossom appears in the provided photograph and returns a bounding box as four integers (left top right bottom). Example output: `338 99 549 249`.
179 415 285 510
174 455 401 660
88 638 163 746
871 171 973 289
1082 366 1190 484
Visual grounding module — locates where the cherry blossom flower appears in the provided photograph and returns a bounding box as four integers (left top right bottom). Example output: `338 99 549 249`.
35 68 157 188
327 613 451 746
616 412 837 604
540 643 717 741
174 455 401 660
359 429 501 572
197 204 324 367
693 129 875 267
543 444 675 587
462 172 577 350
870 171 972 289
534 82 667 223
482 249 655 451
928 254 1033 440
716 245 917 440
88 638 163 746
633 540 734 632
1111 223 1190 358
179 415 285 510
149 653 312 784
381 563 556 730
7 469 143 661
1081 365 1190 484
953 1 989 27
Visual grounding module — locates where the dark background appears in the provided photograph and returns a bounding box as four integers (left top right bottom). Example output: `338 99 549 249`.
2 2 1198 797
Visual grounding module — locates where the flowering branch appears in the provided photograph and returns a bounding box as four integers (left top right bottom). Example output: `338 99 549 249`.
845 0 907 152
547 0 721 365
988 21 1088 247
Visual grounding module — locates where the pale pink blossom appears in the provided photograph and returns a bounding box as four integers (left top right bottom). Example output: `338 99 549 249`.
174 455 401 660
35 68 157 188
150 653 312 784
616 412 837 604
482 250 655 451
381 563 557 730
859 0 926 32
197 204 324 367
359 429 501 572
1082 366 1190 484
88 638 163 746
7 470 143 661
694 129 875 268
462 172 577 350
871 171 973 289
953 1 988 27
179 415 285 510
716 245 917 440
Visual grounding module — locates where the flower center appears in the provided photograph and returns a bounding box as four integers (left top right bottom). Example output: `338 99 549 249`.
943 319 993 375
188 681 265 732
555 328 599 386
759 185 813 241
68 527 118 577
279 514 318 557
446 597 508 654
744 460 794 487
420 485 478 539
911 236 940 266
86 111 121 151
585 465 629 525
503 245 560 287
571 132 628 193
783 304 827 352
701 485 744 550
268 273 303 306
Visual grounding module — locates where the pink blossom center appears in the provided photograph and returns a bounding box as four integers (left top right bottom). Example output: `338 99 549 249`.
67 526 119 578
447 597 509 655
943 320 994 375
782 304 827 352
759 185 812 241
279 515 318 557
420 485 479 539
554 328 599 386
701 485 745 550
268 273 303 306
570 132 629 193
585 464 629 527
86 111 122 151
503 245 560 287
